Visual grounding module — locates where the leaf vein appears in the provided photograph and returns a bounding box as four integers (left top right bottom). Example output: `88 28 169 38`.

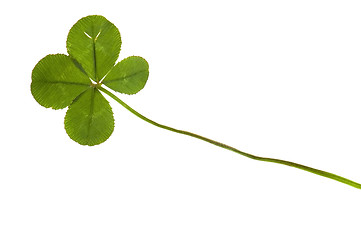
42 81 90 86
104 70 148 84
86 88 96 145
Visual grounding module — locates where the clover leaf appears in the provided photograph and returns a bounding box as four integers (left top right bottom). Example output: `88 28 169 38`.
31 15 361 189
31 15 149 146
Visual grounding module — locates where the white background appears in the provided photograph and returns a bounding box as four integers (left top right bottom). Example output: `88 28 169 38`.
1 0 361 239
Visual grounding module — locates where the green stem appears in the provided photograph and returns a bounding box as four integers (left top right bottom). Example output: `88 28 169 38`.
99 86 361 189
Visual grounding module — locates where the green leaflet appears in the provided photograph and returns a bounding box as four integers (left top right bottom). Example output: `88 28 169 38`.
31 54 90 110
65 88 114 146
103 56 149 94
67 15 121 81
31 15 149 145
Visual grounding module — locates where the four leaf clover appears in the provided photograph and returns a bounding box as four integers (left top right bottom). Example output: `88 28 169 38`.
31 15 361 189
31 15 149 146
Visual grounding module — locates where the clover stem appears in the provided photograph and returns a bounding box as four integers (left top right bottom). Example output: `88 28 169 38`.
98 86 361 190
